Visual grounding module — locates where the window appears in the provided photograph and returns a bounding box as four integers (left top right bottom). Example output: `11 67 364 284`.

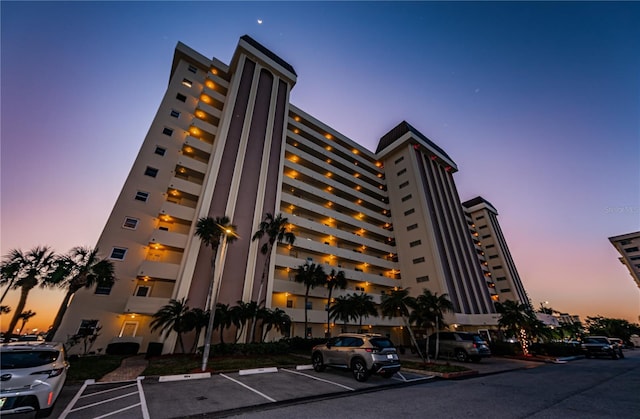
170 109 180 118
134 191 149 202
410 240 422 247
624 246 639 253
286 300 293 308
399 181 409 189
486 244 495 249
489 255 499 259
404 208 415 216
479 224 488 229
397 168 407 176
416 275 429 283
154 146 166 156
187 65 197 74
119 322 138 337
159 226 169 231
401 194 412 202
162 127 174 136
135 285 150 297
496 276 506 281
182 78 193 87
110 247 127 260
394 156 404 164
500 288 511 293
176 93 187 102
630 256 640 260
95 282 113 295
412 257 425 264
407 223 418 231
355 286 365 292
476 215 485 220
77 320 99 336
305 301 313 310
123 217 139 230
144 166 158 177
620 239 631 245
493 265 503 270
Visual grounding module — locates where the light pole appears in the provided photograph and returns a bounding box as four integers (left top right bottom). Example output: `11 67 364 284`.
201 227 236 372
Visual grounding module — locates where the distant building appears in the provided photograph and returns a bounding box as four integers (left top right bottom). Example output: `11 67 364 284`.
462 197 531 306
54 36 532 354
609 231 640 289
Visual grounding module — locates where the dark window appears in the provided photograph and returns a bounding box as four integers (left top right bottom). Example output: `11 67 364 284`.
397 168 407 176
123 217 138 230
134 191 149 202
412 257 425 264
476 215 485 220
410 240 422 247
489 255 499 259
144 167 158 177
170 109 180 118
399 181 409 189
154 146 166 156
162 127 174 136
404 208 415 216
630 256 640 260
110 247 127 260
624 246 639 253
305 301 312 310
479 225 488 229
493 265 503 270
77 320 99 336
496 276 506 281
482 234 491 239
407 224 418 231
176 93 187 102
486 244 495 249
620 239 631 245
136 286 150 297
187 65 197 74
416 275 429 283
500 288 511 293
286 300 293 308
401 194 412 202
394 156 404 164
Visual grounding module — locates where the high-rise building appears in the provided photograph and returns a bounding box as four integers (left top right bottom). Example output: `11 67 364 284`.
609 231 640 289
462 197 530 306
55 36 528 354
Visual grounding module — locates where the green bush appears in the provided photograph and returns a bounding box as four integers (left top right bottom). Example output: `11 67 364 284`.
281 337 327 352
489 341 521 356
529 342 581 357
211 341 290 356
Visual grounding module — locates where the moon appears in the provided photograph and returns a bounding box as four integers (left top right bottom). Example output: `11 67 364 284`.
257 19 263 24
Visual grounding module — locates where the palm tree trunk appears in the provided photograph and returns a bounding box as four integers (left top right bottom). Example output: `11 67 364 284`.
5 287 31 340
46 289 75 341
403 315 425 363
249 251 272 343
304 287 310 338
177 332 186 354
326 288 333 338
0 278 15 304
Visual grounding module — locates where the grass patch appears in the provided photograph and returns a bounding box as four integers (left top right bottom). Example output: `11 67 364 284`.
143 353 309 376
401 360 471 373
67 355 128 382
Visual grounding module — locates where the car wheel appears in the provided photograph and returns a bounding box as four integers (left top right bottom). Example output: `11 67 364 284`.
618 351 624 359
611 352 618 360
455 349 469 362
312 352 326 372
351 358 370 382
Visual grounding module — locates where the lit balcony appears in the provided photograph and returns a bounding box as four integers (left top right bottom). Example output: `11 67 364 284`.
184 135 213 154
169 176 202 196
124 296 171 315
149 229 188 249
137 260 179 280
159 201 196 222
177 155 208 174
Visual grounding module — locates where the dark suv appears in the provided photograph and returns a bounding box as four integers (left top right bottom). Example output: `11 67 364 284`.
425 331 491 363
311 333 401 381
581 336 623 359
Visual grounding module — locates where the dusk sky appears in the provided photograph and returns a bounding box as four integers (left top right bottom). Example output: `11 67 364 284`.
2 1 639 333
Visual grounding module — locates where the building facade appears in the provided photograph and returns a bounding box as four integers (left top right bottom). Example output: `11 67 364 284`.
55 36 530 354
609 231 640 289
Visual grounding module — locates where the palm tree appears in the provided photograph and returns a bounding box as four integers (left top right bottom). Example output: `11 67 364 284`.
17 310 36 335
294 263 326 338
0 306 10 315
496 300 539 355
350 293 377 331
230 300 257 343
46 247 116 341
186 308 209 353
195 215 237 369
380 288 424 362
150 298 194 354
329 295 358 332
250 213 295 342
260 307 291 342
1 247 57 340
409 290 453 361
325 269 347 337
213 303 233 344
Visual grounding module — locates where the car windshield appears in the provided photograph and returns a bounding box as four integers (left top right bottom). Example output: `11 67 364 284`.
370 338 395 349
584 338 608 344
1 350 60 369
472 335 487 343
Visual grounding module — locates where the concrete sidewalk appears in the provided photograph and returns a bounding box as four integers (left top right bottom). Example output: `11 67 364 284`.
98 354 149 382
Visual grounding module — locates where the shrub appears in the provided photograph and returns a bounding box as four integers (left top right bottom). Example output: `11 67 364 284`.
489 341 521 356
529 342 581 357
281 336 327 352
106 342 140 355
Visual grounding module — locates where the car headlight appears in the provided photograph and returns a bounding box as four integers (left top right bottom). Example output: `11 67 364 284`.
31 368 65 378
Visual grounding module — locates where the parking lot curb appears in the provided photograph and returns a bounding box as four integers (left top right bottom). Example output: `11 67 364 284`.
401 367 477 379
158 372 211 382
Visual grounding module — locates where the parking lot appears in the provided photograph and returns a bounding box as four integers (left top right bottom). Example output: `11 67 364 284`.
56 366 432 418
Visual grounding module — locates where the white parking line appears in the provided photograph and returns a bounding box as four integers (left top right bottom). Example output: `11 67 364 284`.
394 371 435 382
78 383 137 398
281 368 355 391
58 379 92 419
137 377 150 419
220 373 277 402
68 391 139 413
92 402 141 418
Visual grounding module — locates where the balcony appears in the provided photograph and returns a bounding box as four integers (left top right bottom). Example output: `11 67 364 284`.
137 260 180 280
160 201 196 221
177 155 208 174
124 296 171 315
184 135 213 154
149 229 188 249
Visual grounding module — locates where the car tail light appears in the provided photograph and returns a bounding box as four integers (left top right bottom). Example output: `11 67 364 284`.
473 343 478 348
365 348 379 354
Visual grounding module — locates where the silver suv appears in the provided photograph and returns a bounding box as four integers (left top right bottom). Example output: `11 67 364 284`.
427 331 491 363
311 333 401 381
0 341 69 417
